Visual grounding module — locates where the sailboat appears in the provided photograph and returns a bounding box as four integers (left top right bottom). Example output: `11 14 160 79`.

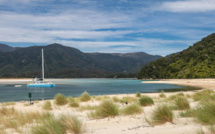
27 49 55 87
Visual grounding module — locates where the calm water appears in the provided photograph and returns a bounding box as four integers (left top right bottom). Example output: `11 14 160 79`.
0 79 185 102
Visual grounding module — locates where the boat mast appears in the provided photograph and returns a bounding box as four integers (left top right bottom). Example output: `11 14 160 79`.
42 49 44 81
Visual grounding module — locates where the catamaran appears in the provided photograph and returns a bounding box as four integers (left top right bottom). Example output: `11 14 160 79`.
27 49 55 87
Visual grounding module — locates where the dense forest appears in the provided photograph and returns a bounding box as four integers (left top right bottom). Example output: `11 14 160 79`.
137 33 215 79
0 43 161 78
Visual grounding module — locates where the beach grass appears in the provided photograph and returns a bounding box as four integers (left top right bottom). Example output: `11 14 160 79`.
31 114 65 134
78 105 97 112
60 115 85 134
136 92 141 97
80 91 91 102
89 100 119 119
159 90 166 98
120 103 143 115
139 96 154 106
152 104 173 125
42 101 52 110
2 101 16 106
174 96 190 110
195 101 215 125
54 93 68 106
192 89 214 101
112 96 120 103
69 101 80 108
120 96 137 104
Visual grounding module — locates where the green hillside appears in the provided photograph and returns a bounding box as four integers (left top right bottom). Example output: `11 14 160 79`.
0 43 161 78
137 33 215 79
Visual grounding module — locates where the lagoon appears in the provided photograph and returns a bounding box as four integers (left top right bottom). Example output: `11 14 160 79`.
0 78 189 102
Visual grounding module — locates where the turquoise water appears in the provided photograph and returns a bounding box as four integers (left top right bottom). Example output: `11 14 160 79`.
0 79 184 102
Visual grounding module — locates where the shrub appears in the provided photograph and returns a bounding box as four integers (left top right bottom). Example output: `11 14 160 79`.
89 100 119 119
42 101 52 110
60 115 84 134
152 105 173 125
54 93 68 106
136 92 141 97
175 96 190 110
121 104 142 115
139 96 154 106
80 91 91 102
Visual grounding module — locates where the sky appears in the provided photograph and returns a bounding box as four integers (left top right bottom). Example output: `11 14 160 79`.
0 0 215 56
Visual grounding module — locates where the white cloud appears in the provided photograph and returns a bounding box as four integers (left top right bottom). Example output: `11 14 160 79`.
159 0 215 12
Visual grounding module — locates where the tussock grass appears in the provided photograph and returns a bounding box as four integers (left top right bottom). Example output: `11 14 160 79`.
174 96 190 110
69 101 80 108
95 96 102 101
180 109 196 117
120 103 142 115
2 101 16 106
120 96 137 104
159 90 166 98
152 105 173 125
0 107 51 132
67 96 75 103
139 96 154 106
54 93 68 106
80 91 91 102
60 115 85 134
89 100 119 119
78 105 97 112
31 114 65 134
136 92 141 97
42 101 52 110
195 101 215 125
193 89 214 101
112 96 120 103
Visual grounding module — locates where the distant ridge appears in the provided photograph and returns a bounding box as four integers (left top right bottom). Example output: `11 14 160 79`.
0 44 15 52
137 33 215 79
0 43 162 78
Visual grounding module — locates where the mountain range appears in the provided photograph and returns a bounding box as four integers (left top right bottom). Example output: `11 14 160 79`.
0 43 162 78
137 33 215 79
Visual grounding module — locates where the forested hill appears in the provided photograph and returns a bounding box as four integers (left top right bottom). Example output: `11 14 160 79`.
137 33 215 79
0 43 161 78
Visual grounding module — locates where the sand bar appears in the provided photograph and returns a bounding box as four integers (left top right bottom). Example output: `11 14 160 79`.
142 79 215 89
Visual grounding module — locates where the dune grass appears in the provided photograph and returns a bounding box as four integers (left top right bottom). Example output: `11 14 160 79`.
112 96 120 103
89 100 119 119
0 107 51 133
80 91 91 102
2 101 16 106
69 101 80 108
42 101 52 110
31 114 65 134
78 105 97 112
195 101 215 125
120 96 137 104
136 92 141 97
159 90 166 98
54 93 68 106
152 105 173 125
139 96 154 106
193 89 214 101
120 103 143 115
60 115 85 134
174 96 190 110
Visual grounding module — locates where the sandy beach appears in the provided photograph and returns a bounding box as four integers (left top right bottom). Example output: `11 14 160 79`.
0 78 215 134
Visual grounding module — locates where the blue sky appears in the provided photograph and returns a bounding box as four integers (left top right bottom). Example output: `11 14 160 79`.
0 0 215 56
